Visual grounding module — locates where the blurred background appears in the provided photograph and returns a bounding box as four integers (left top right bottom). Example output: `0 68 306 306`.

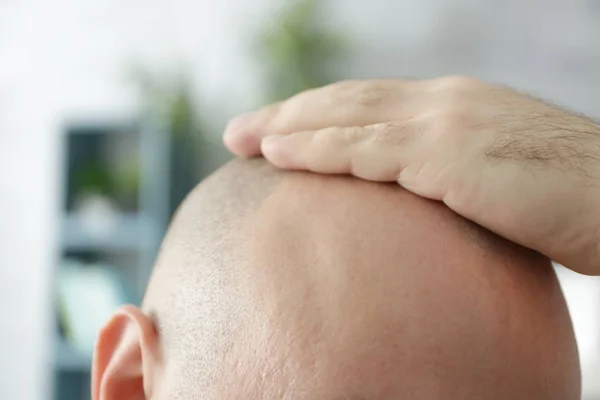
1 0 599 399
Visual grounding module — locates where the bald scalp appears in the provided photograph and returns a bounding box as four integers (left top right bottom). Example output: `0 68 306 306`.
142 159 285 397
143 158 580 400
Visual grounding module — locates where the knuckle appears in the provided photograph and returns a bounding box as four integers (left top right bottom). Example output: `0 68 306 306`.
354 80 392 107
370 122 396 143
312 127 343 148
328 79 361 102
427 108 473 138
429 111 456 134
371 122 414 147
313 126 364 149
328 79 393 107
341 126 365 142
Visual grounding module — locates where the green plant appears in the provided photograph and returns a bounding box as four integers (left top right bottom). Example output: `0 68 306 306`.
129 69 201 139
75 162 114 197
112 160 140 210
127 67 208 214
257 0 348 102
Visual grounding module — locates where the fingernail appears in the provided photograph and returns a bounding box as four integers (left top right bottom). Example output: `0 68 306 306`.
261 135 283 156
262 136 300 169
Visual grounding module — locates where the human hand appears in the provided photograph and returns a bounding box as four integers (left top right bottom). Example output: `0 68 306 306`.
223 76 600 275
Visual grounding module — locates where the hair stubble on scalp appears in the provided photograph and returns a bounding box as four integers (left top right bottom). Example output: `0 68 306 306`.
141 158 287 398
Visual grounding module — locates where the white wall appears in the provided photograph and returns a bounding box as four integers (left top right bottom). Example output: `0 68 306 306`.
1 0 599 399
0 4 60 398
0 90 57 400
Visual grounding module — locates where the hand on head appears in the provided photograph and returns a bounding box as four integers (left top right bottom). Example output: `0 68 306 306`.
224 76 600 275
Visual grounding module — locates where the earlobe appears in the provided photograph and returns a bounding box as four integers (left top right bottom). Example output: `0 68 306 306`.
92 305 160 400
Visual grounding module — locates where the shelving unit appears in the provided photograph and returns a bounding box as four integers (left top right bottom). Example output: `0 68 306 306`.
54 117 170 400
61 213 157 252
55 339 92 373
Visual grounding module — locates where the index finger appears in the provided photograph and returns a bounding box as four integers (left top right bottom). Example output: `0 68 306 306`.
223 79 423 157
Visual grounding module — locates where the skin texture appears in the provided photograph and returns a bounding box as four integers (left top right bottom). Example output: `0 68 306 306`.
223 76 600 275
93 159 581 400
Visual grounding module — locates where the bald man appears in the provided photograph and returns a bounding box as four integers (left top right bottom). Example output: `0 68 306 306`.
93 158 581 400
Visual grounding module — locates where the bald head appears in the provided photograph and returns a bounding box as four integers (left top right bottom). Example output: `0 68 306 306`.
102 159 580 400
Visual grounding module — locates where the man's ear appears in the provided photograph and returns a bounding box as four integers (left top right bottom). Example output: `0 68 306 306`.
92 305 160 400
